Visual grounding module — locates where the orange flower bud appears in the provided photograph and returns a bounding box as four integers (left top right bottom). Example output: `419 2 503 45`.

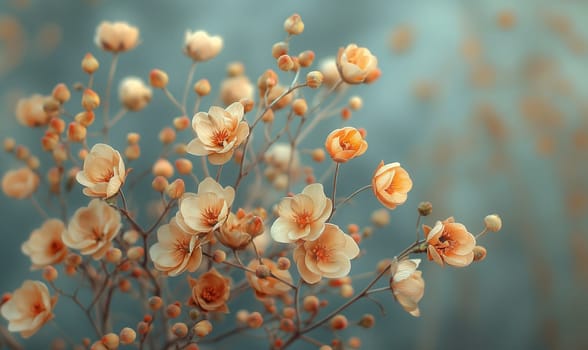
159 127 176 145
119 327 136 345
126 132 140 144
127 246 144 261
240 98 254 113
42 266 58 282
194 79 211 96
149 69 169 88
271 41 289 59
67 122 87 142
74 110 95 127
277 55 295 71
173 116 190 130
152 158 174 178
372 161 412 210
246 312 263 329
306 71 323 88
81 53 99 74
193 320 213 337
171 322 188 338
324 127 367 163
49 117 66 134
3 138 15 152
359 314 375 328
166 303 182 318
330 314 348 330
348 96 363 110
302 295 319 313
125 144 141 160
212 249 226 263
101 333 119 349
418 201 433 216
277 257 290 270
284 14 304 35
166 179 185 199
297 50 315 67
473 245 487 262
81 89 100 110
152 176 169 193
105 248 122 264
244 216 265 237
175 158 193 175
52 83 71 103
292 98 307 116
227 61 245 77
484 214 502 232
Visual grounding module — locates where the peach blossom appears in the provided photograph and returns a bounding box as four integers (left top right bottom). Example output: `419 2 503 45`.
15 94 51 127
324 127 368 163
76 143 126 198
217 212 251 250
21 219 68 269
149 217 203 276
293 223 359 284
189 268 230 313
246 258 293 300
336 44 378 84
184 30 223 62
271 183 332 243
119 77 152 111
1 167 40 199
94 21 139 52
175 177 235 234
425 217 476 267
186 102 249 165
390 259 425 317
0 280 57 338
62 199 121 260
371 161 413 210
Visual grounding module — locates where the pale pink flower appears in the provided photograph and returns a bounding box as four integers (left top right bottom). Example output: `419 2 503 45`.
149 217 203 276
293 223 359 284
62 199 121 260
21 219 68 269
271 183 332 243
1 167 40 199
15 94 51 127
188 268 230 313
175 177 235 234
94 21 139 52
186 102 249 165
336 44 378 84
76 143 126 198
371 161 413 210
425 217 476 267
119 77 152 111
390 259 425 317
0 280 57 338
184 30 223 62
246 258 293 300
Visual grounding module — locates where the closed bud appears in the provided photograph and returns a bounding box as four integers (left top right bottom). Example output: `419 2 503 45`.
171 322 188 338
484 214 502 232
371 208 390 227
284 14 304 35
255 264 271 279
311 148 325 162
173 116 190 130
149 69 169 88
277 257 290 270
105 248 122 263
194 79 211 96
125 144 141 160
67 122 87 142
348 96 363 110
212 249 226 263
166 303 182 318
166 179 185 199
297 50 315 67
261 109 274 123
74 110 95 127
82 89 100 110
52 83 71 103
175 158 193 175
257 69 278 96
119 327 136 345
82 53 99 74
246 312 263 329
152 176 169 193
148 296 163 311
193 320 213 337
306 71 323 88
340 107 351 120
3 138 15 152
280 318 295 332
27 156 40 170
473 245 487 262
358 314 375 328
277 55 295 71
123 230 140 245
330 314 348 330
340 284 354 298
43 98 61 114
227 61 245 77
127 246 144 261
118 279 131 292
159 127 176 144
189 309 200 320
303 295 319 313
417 201 432 216
271 41 289 59
101 333 119 349
152 158 174 178
15 145 30 159
49 117 66 134
127 132 140 144
43 266 58 282
292 98 307 116
244 216 265 237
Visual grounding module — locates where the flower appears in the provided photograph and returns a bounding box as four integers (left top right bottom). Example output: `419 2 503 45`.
270 183 332 243
324 127 368 163
62 199 122 260
319 58 343 88
15 94 51 127
424 217 476 267
184 30 223 62
293 223 359 284
21 219 68 269
189 268 230 313
0 280 57 338
149 217 203 276
390 259 425 317
1 167 40 199
217 212 251 250
119 77 152 111
186 102 249 165
94 21 139 52
76 143 126 198
175 177 235 234
336 44 378 84
220 75 254 106
246 258 293 300
371 161 413 210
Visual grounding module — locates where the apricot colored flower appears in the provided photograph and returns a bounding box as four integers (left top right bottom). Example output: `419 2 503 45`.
217 212 251 250
186 102 249 165
184 30 223 62
119 77 152 111
425 217 476 267
390 259 425 317
0 280 57 338
293 223 360 284
246 258 293 300
189 268 230 313
62 199 121 260
21 219 68 269
324 127 368 163
271 183 332 243
149 217 203 276
372 161 413 210
1 167 40 199
76 143 126 198
336 44 378 84
175 177 235 234
15 94 50 127
94 21 139 52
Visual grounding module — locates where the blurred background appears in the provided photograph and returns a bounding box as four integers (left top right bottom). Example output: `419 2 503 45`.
1 0 587 349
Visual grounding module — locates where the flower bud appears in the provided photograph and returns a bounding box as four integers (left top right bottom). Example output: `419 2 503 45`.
194 79 211 96
52 83 71 103
49 117 66 134
303 295 319 313
292 98 307 116
152 158 174 178
105 248 122 264
244 216 265 237
297 50 315 67
119 327 136 345
173 116 190 130
193 320 213 337
166 303 182 318
82 53 99 74
3 138 15 152
371 208 390 227
127 246 144 261
149 69 169 88
277 55 295 71
43 266 58 282
284 14 304 35
152 176 169 193
175 158 193 175
348 96 363 110
271 41 289 59
277 257 290 270
43 98 61 114
125 144 141 160
82 89 100 110
484 214 502 232
473 245 487 262
127 132 140 144
74 110 95 127
246 312 263 329
101 333 119 349
166 179 185 199
227 61 245 77
358 314 375 328
306 71 323 88
212 249 226 263
417 201 433 216
311 148 325 163
67 122 87 142
159 127 176 145
171 322 189 338
255 264 271 279
330 314 348 330
123 230 140 245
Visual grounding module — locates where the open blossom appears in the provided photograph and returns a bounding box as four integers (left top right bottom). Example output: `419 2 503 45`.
0 280 57 338
176 177 235 234
293 223 360 284
325 127 368 163
76 143 126 198
119 77 152 111
336 44 378 84
372 161 413 210
271 183 332 243
1 167 40 199
217 212 251 250
149 217 203 276
425 217 476 267
94 21 139 52
186 102 249 165
390 259 425 317
15 94 51 127
62 199 121 260
189 268 230 313
184 30 223 61
21 219 68 269
246 258 293 300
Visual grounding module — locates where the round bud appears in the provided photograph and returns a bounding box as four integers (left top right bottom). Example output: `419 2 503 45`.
152 176 169 193
358 314 375 328
3 138 15 152
302 295 319 313
277 55 295 71
148 296 163 311
125 144 141 160
330 314 348 330
173 116 190 131
306 71 323 88
292 98 307 116
166 303 182 318
81 89 100 110
255 264 271 279
277 257 290 270
193 320 213 337
348 96 363 110
74 110 95 127
152 158 174 178
194 79 211 96
212 249 226 263
81 53 99 74
171 322 189 338
104 248 122 264
149 69 169 88
371 208 390 227
271 41 289 59
67 122 87 143
101 333 119 349
340 284 354 298
484 214 502 232
473 245 487 262
227 61 245 77
166 179 185 199
127 246 144 261
175 158 193 175
159 127 176 145
284 14 304 35
417 201 433 216
311 148 325 163
246 312 263 329
52 83 71 103
42 266 58 282
49 117 66 134
297 50 315 67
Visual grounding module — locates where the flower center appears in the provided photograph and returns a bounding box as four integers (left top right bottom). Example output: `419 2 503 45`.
31 302 45 315
311 244 330 263
201 207 220 227
49 240 64 254
296 211 312 228
212 129 230 147
201 286 219 303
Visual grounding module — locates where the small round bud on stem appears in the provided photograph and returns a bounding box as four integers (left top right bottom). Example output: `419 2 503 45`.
277 257 290 270
166 303 182 318
348 96 363 110
3 138 15 152
43 266 58 282
244 216 265 237
52 83 71 103
277 55 295 71
119 327 136 345
306 71 323 88
227 61 245 77
75 111 95 127
175 158 193 175
212 249 226 263
484 214 502 232
272 42 289 59
194 79 211 96
330 314 348 330
292 98 307 116
173 116 190 130
148 296 163 311
82 53 99 74
149 69 169 88
171 322 188 338
127 246 144 261
193 320 213 337
152 176 169 193
358 314 375 328
159 127 176 145
417 201 433 216
284 14 304 35
67 122 87 143
82 89 100 110
246 312 263 328
473 246 487 262
255 264 271 279
152 158 174 178
302 295 319 313
298 50 315 67
101 333 119 349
